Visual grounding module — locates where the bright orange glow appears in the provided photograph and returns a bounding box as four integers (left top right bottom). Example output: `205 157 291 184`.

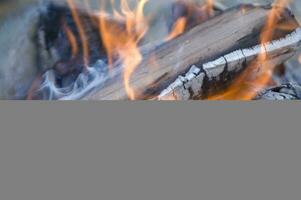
98 0 149 99
166 17 187 41
66 0 89 67
298 54 301 64
208 0 290 100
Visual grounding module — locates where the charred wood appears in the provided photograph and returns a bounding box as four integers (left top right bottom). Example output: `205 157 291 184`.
256 83 301 100
36 3 123 88
158 28 301 100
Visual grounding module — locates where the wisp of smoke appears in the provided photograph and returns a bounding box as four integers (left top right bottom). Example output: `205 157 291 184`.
39 59 110 100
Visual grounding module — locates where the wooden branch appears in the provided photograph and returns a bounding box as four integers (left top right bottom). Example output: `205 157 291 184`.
80 5 299 100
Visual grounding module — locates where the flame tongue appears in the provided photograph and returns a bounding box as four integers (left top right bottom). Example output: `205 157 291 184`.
166 17 187 41
206 0 214 16
66 0 90 67
98 0 149 100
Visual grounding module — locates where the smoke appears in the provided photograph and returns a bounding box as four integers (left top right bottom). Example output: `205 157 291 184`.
38 59 112 100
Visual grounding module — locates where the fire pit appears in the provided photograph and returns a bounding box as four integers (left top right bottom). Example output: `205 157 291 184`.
1 0 301 100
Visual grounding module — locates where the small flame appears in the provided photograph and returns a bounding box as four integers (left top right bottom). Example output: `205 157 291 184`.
66 0 90 66
298 54 301 64
98 0 149 99
208 0 290 100
166 17 187 41
206 0 214 17
166 0 214 41
63 22 79 58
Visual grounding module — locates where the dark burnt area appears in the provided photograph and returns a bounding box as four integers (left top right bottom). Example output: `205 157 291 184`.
169 0 220 32
37 3 108 87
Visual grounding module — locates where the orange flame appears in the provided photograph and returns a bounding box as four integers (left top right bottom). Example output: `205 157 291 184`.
166 17 187 41
98 0 149 99
298 54 301 64
63 22 79 58
166 0 214 42
206 0 214 17
208 0 290 100
66 0 90 67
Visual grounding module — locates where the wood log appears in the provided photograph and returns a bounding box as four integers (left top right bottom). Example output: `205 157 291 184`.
81 5 299 100
158 28 301 100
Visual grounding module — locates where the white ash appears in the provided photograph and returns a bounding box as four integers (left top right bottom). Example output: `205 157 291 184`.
158 65 204 100
224 50 245 72
203 57 227 80
158 28 301 100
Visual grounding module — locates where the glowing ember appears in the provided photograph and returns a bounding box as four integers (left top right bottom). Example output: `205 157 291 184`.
208 0 290 100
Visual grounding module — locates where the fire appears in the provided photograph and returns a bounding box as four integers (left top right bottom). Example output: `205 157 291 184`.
63 22 79 58
64 0 218 100
298 54 301 64
206 0 214 17
166 0 214 42
166 17 187 41
66 0 89 67
97 0 149 100
63 0 149 99
208 0 290 100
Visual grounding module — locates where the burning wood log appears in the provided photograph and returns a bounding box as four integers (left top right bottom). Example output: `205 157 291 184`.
158 28 301 100
80 4 300 100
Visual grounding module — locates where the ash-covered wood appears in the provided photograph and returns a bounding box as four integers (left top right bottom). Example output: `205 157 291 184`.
256 83 301 100
83 5 299 100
